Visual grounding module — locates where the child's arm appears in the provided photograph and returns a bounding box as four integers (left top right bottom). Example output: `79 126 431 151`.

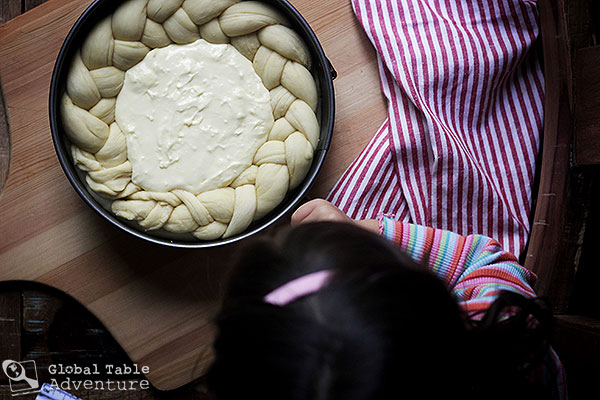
291 199 537 315
380 217 537 315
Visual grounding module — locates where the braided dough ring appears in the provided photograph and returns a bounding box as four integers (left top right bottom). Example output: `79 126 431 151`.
61 0 319 240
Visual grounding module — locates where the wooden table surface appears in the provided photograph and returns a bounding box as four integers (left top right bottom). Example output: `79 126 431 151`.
0 0 386 398
0 80 8 200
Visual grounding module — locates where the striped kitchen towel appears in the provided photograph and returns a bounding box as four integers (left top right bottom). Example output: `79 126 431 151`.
328 0 544 258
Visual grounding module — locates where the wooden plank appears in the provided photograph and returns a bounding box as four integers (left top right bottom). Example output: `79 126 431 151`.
23 0 44 11
566 0 597 52
0 3 25 391
0 81 8 198
523 0 590 314
0 0 21 25
0 286 21 385
524 0 575 308
574 46 600 164
21 289 62 380
563 0 594 104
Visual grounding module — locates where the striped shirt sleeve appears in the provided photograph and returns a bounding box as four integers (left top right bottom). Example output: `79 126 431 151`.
380 217 537 316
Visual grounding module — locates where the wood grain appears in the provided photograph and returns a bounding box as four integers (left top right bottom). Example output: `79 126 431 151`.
24 0 45 11
0 0 21 25
0 0 386 391
0 81 8 199
0 290 20 382
523 0 576 309
574 46 600 164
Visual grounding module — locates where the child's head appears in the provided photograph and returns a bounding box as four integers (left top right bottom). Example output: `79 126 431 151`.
208 222 552 400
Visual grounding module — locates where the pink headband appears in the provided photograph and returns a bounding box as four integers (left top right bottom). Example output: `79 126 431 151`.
264 270 333 306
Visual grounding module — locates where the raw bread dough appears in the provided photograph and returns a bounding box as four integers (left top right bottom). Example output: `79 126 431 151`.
61 0 320 240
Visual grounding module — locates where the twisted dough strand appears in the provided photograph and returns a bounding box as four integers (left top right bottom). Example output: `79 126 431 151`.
258 25 310 67
182 0 238 25
112 0 148 41
61 0 321 240
199 18 229 44
219 1 288 37
142 19 173 48
147 0 182 23
230 33 260 60
81 17 114 69
89 98 116 125
90 67 125 98
67 51 101 110
163 8 200 43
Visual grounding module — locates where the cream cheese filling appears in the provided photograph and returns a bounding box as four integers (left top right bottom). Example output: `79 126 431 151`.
115 39 273 194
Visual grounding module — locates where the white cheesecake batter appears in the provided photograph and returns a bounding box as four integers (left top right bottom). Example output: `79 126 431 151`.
115 39 273 194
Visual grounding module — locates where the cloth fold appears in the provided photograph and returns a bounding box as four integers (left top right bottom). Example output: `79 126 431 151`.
328 0 544 258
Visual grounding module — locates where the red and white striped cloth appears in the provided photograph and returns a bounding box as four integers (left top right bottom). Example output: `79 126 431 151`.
327 0 544 258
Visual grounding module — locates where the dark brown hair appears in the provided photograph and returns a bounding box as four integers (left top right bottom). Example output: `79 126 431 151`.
208 222 556 400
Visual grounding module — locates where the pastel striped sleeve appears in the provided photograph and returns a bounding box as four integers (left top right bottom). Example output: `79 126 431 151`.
380 217 537 315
